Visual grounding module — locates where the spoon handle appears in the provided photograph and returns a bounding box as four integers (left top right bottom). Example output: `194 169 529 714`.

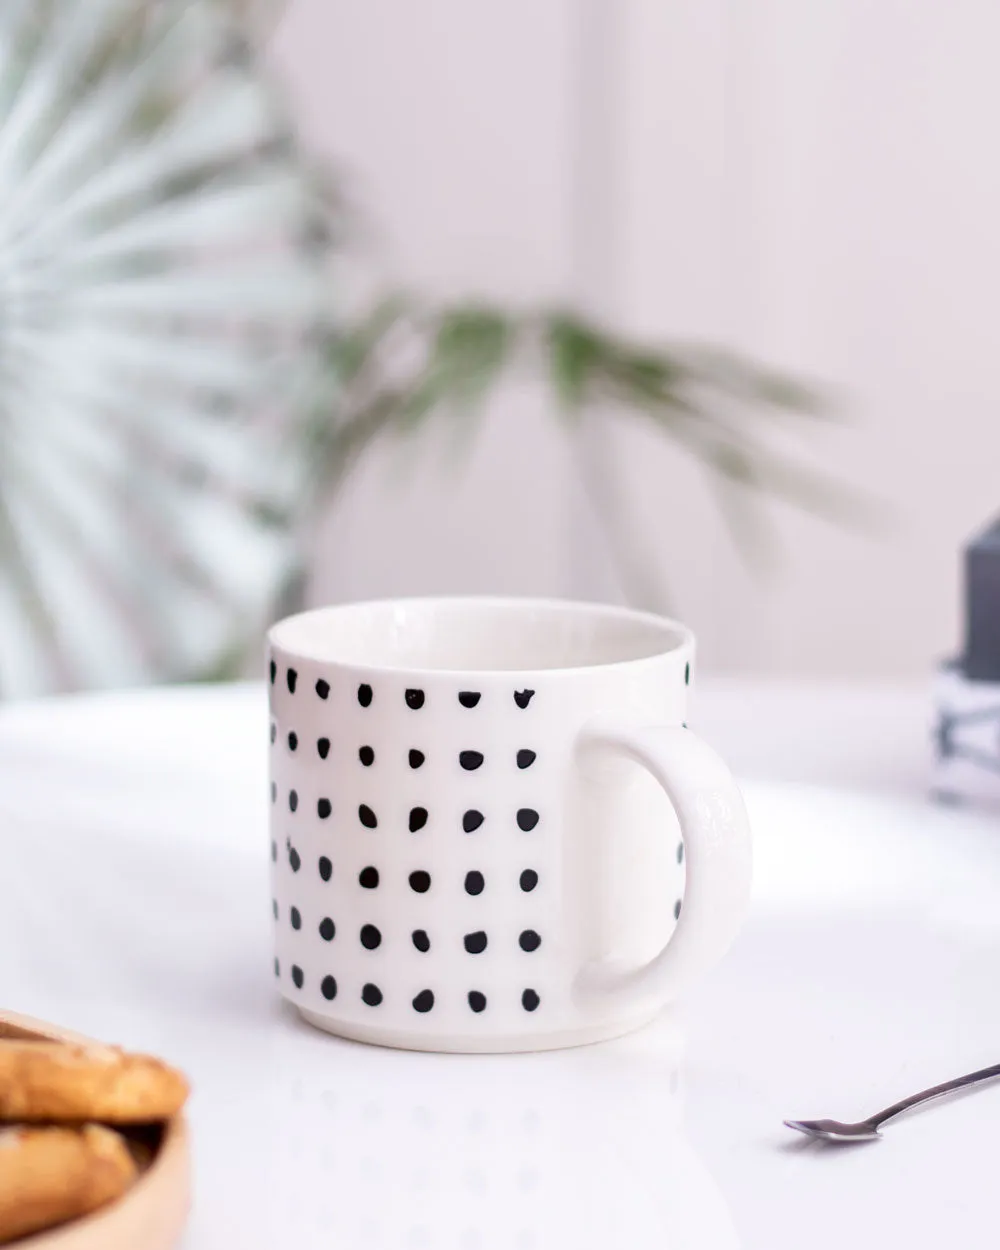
871 1061 1000 1129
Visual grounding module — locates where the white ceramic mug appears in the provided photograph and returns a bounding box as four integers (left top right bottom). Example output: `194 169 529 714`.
267 597 751 1053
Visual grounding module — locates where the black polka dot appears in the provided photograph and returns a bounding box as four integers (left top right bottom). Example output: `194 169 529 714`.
684 661 690 686
287 731 298 751
405 688 425 709
521 988 540 1012
409 749 425 769
674 898 682 920
359 745 375 766
409 870 431 893
464 931 487 954
519 869 538 892
358 683 373 707
319 916 335 941
289 789 298 813
468 991 487 1013
458 691 481 708
292 964 304 989
360 923 382 950
516 808 539 831
318 855 332 882
519 929 541 952
459 751 484 771
362 982 383 1006
316 678 330 699
290 906 301 930
318 797 332 819
274 957 280 977
358 804 377 828
412 929 430 952
321 975 337 1000
270 782 277 804
287 668 298 694
462 809 484 833
317 737 330 759
412 989 434 1013
409 807 428 832
514 689 535 709
516 749 536 769
271 840 277 862
272 899 278 919
677 841 684 864
269 659 276 684
464 871 484 896
289 847 301 873
270 723 276 744
359 866 379 889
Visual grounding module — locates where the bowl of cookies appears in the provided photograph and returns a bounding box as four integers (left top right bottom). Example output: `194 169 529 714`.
0 1011 190 1248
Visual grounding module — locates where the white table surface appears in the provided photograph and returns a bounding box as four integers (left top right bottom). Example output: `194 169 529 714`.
2 678 998 1250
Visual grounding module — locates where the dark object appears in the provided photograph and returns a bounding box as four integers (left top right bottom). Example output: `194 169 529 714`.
963 516 1000 679
458 691 481 707
405 688 425 709
459 750 484 771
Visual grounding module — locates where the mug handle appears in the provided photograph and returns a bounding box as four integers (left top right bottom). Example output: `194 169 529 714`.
574 719 752 1012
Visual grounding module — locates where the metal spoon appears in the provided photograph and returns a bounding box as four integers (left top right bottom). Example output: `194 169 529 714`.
784 1060 1000 1143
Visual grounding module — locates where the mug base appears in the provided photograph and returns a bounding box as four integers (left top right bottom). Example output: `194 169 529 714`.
296 1005 665 1053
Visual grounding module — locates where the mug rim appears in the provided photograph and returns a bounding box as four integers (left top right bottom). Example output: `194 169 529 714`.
267 595 694 679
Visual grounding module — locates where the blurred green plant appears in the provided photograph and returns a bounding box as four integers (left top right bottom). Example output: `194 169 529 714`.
298 292 855 611
0 0 857 694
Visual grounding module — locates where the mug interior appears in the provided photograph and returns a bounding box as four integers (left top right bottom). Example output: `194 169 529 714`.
269 598 689 673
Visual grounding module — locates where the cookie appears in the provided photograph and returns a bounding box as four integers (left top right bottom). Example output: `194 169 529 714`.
0 1041 189 1123
0 1123 137 1244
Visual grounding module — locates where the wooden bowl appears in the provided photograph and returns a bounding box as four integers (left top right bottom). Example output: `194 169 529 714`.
0 1011 190 1250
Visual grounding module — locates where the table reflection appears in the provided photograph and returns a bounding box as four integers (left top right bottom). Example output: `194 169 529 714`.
264 1012 740 1250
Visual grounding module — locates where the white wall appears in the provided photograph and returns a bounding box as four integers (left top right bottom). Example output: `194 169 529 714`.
271 0 1000 678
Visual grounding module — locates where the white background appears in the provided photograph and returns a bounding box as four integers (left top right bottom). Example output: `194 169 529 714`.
271 0 1000 678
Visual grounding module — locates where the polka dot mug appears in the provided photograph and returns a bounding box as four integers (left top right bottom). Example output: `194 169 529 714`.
267 597 752 1052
